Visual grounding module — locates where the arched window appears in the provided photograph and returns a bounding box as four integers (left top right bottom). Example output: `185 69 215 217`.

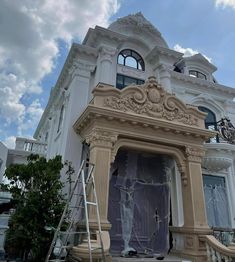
189 70 207 80
198 106 219 142
118 49 145 71
57 105 64 133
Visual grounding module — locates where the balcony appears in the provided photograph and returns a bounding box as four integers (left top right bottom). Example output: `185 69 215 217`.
202 142 235 172
6 137 47 166
15 137 47 155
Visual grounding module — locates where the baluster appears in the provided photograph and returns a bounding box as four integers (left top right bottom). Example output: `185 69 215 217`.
206 243 211 262
216 250 222 262
211 248 217 262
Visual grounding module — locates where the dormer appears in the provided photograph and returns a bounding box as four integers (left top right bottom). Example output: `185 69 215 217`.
174 53 217 83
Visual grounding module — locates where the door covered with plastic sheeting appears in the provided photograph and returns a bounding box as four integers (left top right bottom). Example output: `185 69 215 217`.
108 149 171 256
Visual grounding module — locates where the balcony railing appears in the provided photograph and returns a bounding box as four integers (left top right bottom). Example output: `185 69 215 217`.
213 228 235 247
200 235 235 261
15 137 47 155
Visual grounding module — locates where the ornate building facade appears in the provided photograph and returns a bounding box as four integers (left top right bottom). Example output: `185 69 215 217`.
8 12 235 261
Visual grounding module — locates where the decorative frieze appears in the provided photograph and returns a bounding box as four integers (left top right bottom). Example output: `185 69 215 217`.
103 76 200 126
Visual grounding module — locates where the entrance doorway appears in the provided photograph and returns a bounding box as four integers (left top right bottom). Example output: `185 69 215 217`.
108 149 173 256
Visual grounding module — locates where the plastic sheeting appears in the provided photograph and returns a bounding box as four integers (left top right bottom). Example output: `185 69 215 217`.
204 184 231 228
108 150 172 256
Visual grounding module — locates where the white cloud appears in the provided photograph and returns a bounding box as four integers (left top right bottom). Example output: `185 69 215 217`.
0 0 120 135
3 136 16 149
18 99 44 135
174 44 212 63
215 0 235 8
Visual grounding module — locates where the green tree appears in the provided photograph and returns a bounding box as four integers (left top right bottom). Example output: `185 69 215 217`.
4 154 70 261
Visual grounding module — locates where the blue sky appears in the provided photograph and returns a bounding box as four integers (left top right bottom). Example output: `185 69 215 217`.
1 0 235 148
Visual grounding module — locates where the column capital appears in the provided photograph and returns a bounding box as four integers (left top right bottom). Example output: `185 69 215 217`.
185 146 205 163
99 45 117 62
155 63 174 72
85 128 118 149
69 60 96 79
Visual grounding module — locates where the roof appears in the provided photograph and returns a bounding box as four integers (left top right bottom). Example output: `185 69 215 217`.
108 12 168 48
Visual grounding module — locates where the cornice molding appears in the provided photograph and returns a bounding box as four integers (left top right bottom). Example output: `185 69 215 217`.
83 26 126 47
73 104 214 143
146 46 183 64
170 71 235 96
183 54 217 72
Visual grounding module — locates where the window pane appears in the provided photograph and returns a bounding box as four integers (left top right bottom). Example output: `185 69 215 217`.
116 74 124 89
57 105 64 133
122 49 131 57
118 54 124 65
198 106 218 142
138 60 145 70
198 107 216 123
189 70 197 77
203 175 231 228
198 72 207 80
131 51 141 61
124 75 138 86
137 79 145 85
116 74 144 89
117 49 145 71
203 175 225 187
125 56 137 68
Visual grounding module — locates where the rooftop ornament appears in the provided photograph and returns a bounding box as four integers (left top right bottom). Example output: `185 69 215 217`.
217 118 235 144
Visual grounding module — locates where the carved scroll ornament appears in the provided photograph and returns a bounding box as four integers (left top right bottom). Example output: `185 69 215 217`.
103 76 199 126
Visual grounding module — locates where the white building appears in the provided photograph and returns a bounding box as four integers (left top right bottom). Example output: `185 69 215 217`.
4 12 235 261
0 142 8 183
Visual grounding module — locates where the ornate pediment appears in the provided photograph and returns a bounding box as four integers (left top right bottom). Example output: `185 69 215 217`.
109 12 161 36
108 12 168 48
92 76 206 127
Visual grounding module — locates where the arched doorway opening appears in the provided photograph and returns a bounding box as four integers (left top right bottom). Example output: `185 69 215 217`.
108 148 177 257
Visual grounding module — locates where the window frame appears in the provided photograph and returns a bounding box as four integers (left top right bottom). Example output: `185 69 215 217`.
57 104 65 133
189 70 207 80
203 172 233 230
116 74 145 90
117 49 145 71
198 106 219 143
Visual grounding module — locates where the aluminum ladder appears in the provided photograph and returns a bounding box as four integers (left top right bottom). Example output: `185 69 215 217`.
45 160 106 262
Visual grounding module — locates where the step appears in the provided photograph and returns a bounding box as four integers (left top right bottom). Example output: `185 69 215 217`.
112 255 191 262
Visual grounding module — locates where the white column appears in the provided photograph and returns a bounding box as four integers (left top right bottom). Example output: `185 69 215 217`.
61 60 96 172
98 45 116 85
156 64 172 93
